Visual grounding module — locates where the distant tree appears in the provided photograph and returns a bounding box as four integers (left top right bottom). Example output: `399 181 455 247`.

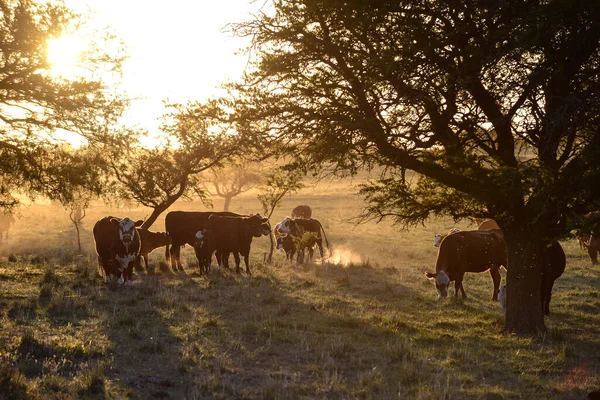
210 163 263 211
0 0 126 208
109 101 241 229
257 168 305 263
231 1 600 335
64 191 93 254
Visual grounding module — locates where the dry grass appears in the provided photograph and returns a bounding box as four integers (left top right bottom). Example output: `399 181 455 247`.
0 183 598 399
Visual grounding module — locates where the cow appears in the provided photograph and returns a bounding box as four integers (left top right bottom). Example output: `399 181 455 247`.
477 219 501 231
425 229 507 300
433 227 461 247
204 214 271 274
276 233 296 262
291 205 312 219
192 229 215 274
135 228 171 274
275 217 331 262
498 242 566 315
93 216 143 287
577 212 600 264
165 211 240 274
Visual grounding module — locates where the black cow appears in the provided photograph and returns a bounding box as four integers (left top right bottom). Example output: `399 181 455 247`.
165 211 239 274
135 228 171 274
93 216 143 287
274 217 331 263
204 214 271 274
276 233 296 262
499 241 566 315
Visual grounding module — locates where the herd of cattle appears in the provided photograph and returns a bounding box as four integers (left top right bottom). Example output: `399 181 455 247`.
92 207 329 287
90 207 599 315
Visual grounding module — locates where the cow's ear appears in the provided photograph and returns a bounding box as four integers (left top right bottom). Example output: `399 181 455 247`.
110 218 120 226
425 272 437 279
135 220 144 227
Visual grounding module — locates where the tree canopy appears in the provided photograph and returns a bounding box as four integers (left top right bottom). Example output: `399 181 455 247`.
231 0 600 334
0 0 126 207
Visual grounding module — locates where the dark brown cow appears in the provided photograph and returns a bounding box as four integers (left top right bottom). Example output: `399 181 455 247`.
499 242 566 315
93 216 143 287
275 217 331 262
136 228 171 273
165 211 239 273
291 204 312 219
425 229 507 300
205 214 271 274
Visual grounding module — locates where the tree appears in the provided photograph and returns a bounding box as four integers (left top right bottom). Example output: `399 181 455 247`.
257 168 305 263
64 190 93 254
210 163 263 211
108 100 241 229
231 0 600 335
0 0 126 208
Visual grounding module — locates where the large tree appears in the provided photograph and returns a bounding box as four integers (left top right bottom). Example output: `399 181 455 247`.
231 0 600 335
0 0 127 207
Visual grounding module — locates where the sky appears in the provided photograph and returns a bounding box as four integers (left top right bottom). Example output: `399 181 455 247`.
61 0 263 134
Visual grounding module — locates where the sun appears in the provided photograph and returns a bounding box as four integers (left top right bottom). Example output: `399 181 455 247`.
46 34 86 79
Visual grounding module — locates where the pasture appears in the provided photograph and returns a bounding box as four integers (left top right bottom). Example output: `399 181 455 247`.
0 182 599 399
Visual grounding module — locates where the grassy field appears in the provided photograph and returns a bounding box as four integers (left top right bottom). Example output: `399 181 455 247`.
0 182 599 399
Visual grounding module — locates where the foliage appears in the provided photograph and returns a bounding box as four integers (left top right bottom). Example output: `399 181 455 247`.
107 100 241 228
257 168 305 219
0 0 127 209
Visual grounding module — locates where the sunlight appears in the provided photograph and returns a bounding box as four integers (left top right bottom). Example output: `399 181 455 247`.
46 34 86 79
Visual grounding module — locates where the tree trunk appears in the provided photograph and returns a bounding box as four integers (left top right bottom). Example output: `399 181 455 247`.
74 222 82 254
504 233 546 335
223 196 232 212
140 203 170 230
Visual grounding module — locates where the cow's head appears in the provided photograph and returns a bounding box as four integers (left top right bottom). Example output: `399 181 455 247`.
111 217 143 245
276 217 293 235
249 214 271 237
194 229 209 250
425 270 450 298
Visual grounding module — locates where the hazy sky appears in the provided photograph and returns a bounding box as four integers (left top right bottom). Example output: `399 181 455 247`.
62 0 262 133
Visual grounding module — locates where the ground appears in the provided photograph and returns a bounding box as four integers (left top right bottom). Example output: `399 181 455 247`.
0 183 598 399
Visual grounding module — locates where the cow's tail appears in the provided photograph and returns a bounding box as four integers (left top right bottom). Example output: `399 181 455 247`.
318 221 331 256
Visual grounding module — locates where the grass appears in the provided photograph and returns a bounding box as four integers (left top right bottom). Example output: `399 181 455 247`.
0 184 598 398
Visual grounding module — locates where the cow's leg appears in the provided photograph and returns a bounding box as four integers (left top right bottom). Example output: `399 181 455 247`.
125 261 134 287
143 255 154 275
221 252 230 270
543 280 555 315
243 252 251 275
489 267 501 301
589 243 598 265
169 245 180 273
454 273 466 298
233 252 242 274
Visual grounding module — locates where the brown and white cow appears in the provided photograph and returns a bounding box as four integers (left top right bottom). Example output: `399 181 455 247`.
275 217 331 262
93 216 143 287
165 211 240 274
193 229 216 275
425 229 507 300
135 228 171 273
204 214 271 274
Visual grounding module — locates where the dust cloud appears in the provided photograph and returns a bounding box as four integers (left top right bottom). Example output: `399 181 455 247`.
327 246 362 266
